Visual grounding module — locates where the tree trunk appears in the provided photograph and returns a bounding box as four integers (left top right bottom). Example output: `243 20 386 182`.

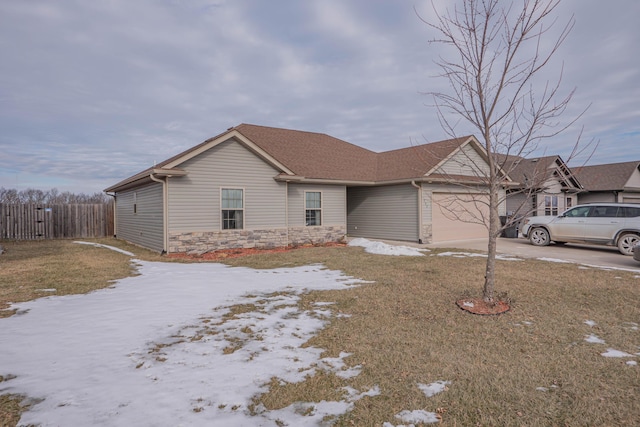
483 183 501 302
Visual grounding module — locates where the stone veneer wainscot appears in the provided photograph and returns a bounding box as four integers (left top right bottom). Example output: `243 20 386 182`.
169 226 346 254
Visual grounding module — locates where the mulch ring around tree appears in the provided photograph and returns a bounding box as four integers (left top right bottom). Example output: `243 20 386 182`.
456 298 510 315
166 242 347 261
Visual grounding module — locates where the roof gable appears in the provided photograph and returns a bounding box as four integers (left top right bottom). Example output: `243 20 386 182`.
105 125 505 192
501 155 581 190
374 136 474 182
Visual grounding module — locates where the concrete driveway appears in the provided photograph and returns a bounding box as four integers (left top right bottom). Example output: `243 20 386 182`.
426 237 640 272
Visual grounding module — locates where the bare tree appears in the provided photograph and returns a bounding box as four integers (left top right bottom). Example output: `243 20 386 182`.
0 187 112 204
421 0 588 302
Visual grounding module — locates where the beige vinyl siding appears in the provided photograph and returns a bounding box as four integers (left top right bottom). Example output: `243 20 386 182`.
622 195 640 204
431 192 490 242
422 184 506 223
167 139 286 232
578 192 616 204
347 184 419 241
116 183 164 252
434 143 490 177
287 183 346 227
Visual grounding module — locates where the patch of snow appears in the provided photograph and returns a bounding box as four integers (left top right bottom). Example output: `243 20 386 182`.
394 409 440 425
536 387 548 392
622 322 639 331
0 260 371 426
259 385 380 426
35 289 56 293
418 380 451 397
348 238 428 257
73 241 135 256
585 334 606 344
437 252 521 261
627 360 638 366
318 351 363 379
536 257 640 273
601 348 636 358
584 320 597 327
537 257 572 263
462 301 474 308
578 263 640 274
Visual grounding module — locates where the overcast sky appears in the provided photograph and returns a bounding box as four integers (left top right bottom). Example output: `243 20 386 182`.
1 0 638 194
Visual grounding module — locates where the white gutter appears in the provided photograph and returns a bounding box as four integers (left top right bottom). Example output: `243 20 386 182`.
105 192 117 238
411 180 423 244
149 173 169 254
285 181 289 246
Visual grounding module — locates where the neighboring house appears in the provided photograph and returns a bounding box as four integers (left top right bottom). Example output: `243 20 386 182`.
104 124 509 253
501 155 582 217
572 161 640 205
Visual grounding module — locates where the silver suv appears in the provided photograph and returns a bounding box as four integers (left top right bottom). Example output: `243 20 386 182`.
521 203 640 255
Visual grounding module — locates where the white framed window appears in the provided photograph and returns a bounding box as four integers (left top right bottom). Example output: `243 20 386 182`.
305 191 321 226
221 188 243 230
544 195 558 216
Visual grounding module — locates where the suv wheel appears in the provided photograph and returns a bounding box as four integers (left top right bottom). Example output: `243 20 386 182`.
617 233 640 256
529 228 550 246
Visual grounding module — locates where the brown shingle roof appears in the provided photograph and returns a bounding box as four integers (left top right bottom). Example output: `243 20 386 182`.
573 161 640 191
234 124 378 181
375 137 472 181
105 124 479 191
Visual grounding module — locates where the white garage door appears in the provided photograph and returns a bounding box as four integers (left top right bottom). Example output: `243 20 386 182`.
432 193 489 242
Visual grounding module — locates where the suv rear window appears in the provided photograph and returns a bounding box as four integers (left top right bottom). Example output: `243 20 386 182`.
590 206 619 217
620 206 640 218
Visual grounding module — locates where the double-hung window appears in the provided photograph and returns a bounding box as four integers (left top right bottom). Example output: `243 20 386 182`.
221 188 243 230
544 195 558 216
305 191 321 226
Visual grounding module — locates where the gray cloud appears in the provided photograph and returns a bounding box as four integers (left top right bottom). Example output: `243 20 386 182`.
0 0 638 193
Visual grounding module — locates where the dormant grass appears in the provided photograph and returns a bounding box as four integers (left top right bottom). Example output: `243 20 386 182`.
1 239 639 426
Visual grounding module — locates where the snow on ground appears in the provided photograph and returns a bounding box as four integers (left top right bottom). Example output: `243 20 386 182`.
2 239 638 426
348 238 429 256
0 259 378 426
73 241 135 256
585 334 606 344
436 251 522 261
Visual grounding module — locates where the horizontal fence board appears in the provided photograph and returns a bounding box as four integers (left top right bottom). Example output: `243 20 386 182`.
0 203 114 240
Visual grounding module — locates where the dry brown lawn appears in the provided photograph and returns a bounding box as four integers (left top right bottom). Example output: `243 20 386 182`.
1 238 639 426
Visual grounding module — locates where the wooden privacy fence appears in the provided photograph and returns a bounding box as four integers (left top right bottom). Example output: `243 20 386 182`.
0 203 114 240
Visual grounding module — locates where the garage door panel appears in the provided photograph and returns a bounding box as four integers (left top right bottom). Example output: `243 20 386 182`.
432 193 489 242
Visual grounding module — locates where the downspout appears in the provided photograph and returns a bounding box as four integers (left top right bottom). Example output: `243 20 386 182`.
106 192 117 238
149 173 168 254
285 181 289 247
411 180 423 244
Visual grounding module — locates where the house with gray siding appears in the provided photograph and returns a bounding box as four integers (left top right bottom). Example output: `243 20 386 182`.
500 155 583 218
572 161 640 205
105 124 510 253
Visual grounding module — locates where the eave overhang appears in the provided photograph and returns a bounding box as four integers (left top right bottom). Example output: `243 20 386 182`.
104 168 187 193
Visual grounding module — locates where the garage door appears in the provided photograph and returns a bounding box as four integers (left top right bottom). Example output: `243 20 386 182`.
622 196 640 204
432 193 489 242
